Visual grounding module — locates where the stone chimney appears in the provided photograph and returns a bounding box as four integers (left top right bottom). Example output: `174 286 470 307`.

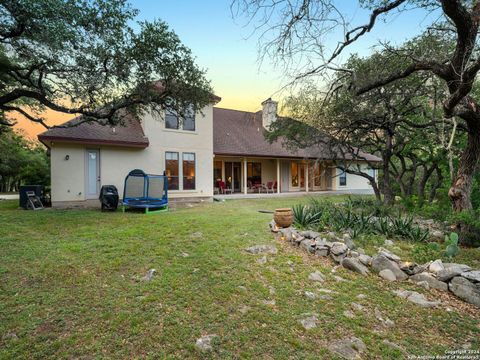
261 98 278 130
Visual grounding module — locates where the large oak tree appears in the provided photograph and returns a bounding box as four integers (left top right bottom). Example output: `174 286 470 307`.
0 0 213 128
235 0 480 214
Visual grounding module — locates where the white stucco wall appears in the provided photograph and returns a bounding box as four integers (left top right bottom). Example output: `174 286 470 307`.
49 105 214 205
335 163 377 192
50 144 87 202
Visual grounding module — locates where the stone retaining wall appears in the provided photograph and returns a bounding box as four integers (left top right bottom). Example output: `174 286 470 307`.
269 221 480 308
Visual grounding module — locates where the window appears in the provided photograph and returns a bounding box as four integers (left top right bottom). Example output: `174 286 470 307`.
183 153 196 190
247 162 262 185
291 162 298 187
183 107 196 131
214 161 222 186
165 106 195 131
165 152 179 190
314 164 321 187
339 170 347 186
165 109 179 129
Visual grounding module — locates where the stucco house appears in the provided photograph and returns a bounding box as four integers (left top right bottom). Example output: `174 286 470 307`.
38 98 381 208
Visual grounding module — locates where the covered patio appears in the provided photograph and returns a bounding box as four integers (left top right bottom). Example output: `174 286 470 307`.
213 188 374 200
213 155 336 195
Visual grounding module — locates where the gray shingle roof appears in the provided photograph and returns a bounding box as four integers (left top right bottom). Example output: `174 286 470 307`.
212 107 381 162
38 112 148 148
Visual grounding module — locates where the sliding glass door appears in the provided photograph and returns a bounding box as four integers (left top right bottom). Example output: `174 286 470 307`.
225 162 241 192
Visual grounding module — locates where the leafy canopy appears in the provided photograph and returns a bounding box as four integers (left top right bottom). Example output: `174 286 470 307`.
0 0 214 128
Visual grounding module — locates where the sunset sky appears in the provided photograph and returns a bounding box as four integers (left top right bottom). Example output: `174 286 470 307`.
14 0 436 139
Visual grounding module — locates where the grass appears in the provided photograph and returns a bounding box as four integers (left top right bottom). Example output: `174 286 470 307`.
0 196 479 359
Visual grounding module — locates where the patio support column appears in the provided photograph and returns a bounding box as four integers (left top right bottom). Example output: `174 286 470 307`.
305 162 309 193
243 158 248 194
276 159 280 193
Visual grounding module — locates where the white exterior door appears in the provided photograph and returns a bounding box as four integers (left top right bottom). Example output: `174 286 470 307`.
86 149 100 199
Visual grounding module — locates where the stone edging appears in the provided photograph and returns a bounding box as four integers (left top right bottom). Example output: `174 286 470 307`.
269 221 480 308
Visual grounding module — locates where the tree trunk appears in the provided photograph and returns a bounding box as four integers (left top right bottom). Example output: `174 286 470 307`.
370 179 382 202
448 126 480 211
418 164 436 206
405 159 417 197
429 167 443 203
382 132 395 205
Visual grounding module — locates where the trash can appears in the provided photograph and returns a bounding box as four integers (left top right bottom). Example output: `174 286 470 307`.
99 185 119 211
19 185 44 209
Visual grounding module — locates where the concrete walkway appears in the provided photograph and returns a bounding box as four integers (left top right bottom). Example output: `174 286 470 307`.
0 194 19 200
214 189 374 200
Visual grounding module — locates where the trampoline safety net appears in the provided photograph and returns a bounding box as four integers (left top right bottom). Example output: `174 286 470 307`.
124 175 145 199
148 177 166 199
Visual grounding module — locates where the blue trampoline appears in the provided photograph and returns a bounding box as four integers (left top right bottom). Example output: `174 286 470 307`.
122 169 168 213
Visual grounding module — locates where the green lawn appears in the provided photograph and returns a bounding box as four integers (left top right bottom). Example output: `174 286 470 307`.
0 196 479 359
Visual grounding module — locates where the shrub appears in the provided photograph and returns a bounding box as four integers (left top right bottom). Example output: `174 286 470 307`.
446 210 480 247
412 232 461 263
294 198 430 242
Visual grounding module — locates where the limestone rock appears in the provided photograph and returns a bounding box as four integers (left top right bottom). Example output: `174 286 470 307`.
245 245 277 255
372 255 408 281
300 239 316 253
343 233 355 250
315 246 329 257
428 259 444 274
444 262 472 270
257 256 267 265
461 270 480 283
304 291 316 300
328 337 366 360
330 242 348 263
195 334 218 352
300 230 321 239
449 276 480 307
238 305 250 314
375 308 395 327
400 262 428 276
351 302 365 312
384 239 394 246
378 249 401 262
430 229 444 241
416 281 430 290
142 268 156 281
437 264 472 282
299 314 318 330
262 299 276 306
269 220 279 232
393 289 441 308
379 269 396 281
341 258 370 276
358 254 372 266
308 271 325 282
318 288 335 294
278 227 294 241
410 272 448 291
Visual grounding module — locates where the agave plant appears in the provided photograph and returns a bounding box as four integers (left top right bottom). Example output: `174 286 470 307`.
292 204 323 229
372 216 391 236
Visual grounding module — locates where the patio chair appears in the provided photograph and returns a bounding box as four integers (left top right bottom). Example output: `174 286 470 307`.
218 181 233 194
266 181 277 193
265 181 274 193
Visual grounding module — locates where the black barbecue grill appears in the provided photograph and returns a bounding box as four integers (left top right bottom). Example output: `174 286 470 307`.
99 185 119 211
